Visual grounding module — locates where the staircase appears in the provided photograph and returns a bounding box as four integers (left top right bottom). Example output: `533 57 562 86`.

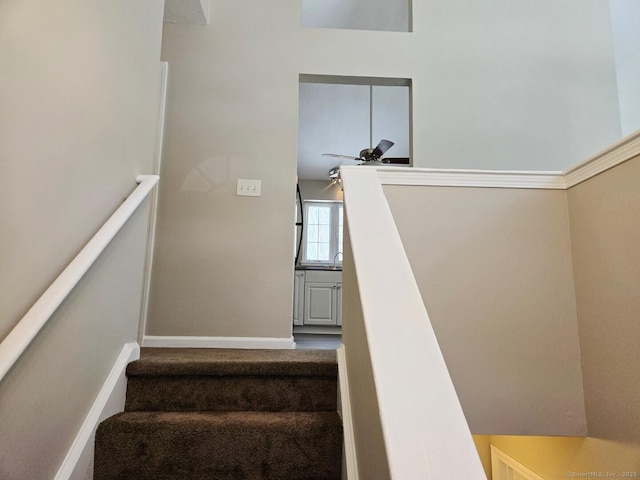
94 348 343 479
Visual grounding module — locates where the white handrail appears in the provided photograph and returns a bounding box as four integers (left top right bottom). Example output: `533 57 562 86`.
340 166 485 479
0 175 159 383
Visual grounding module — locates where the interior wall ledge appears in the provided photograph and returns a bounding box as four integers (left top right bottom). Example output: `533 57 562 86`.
374 167 566 190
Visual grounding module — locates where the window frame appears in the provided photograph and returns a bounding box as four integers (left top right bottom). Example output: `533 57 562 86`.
301 200 344 266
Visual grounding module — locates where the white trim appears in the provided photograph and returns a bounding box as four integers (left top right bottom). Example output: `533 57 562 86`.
564 129 640 188
337 345 359 480
142 335 296 349
138 61 168 343
372 128 640 190
0 175 158 383
375 166 566 189
490 445 546 480
55 342 140 480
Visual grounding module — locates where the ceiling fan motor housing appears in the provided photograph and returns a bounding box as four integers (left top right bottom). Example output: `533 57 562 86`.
359 147 376 161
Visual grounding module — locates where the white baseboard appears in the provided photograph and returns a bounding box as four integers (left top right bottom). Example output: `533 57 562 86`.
142 335 295 349
55 342 140 480
337 345 359 480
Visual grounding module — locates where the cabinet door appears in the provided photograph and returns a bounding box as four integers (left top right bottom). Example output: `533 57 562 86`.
336 282 342 326
293 271 305 326
304 282 338 326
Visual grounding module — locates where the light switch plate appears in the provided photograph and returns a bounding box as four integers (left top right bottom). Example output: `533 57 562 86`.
236 179 261 196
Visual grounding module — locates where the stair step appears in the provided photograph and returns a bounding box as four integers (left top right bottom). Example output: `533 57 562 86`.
125 348 338 412
128 348 339 376
94 411 343 480
126 374 338 412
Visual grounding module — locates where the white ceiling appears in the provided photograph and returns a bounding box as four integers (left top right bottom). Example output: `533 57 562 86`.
164 0 210 25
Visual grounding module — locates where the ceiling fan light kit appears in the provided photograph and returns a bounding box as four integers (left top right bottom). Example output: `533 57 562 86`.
328 166 341 185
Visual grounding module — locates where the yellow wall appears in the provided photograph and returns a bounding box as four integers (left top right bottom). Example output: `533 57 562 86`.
473 435 492 478
474 435 640 479
489 436 639 478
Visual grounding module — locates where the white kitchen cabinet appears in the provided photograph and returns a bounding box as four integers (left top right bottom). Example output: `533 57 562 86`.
336 282 342 326
302 270 342 326
293 271 305 326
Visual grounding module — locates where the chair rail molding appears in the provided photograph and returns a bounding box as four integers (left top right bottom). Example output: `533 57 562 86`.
376 128 640 189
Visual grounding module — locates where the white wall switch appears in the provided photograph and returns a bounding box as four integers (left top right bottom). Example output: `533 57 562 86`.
236 179 261 196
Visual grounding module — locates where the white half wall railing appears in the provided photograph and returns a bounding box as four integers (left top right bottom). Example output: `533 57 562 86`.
340 166 486 479
0 175 159 383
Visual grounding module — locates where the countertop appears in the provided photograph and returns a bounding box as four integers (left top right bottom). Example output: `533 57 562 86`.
295 265 342 272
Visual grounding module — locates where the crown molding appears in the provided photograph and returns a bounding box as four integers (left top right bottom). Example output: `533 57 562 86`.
366 129 640 190
563 130 640 188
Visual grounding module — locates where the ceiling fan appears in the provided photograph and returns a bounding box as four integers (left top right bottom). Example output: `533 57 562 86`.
322 139 410 165
320 85 409 185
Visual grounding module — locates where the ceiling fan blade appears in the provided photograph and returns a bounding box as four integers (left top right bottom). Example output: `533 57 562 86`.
372 139 394 158
322 153 362 161
381 157 410 165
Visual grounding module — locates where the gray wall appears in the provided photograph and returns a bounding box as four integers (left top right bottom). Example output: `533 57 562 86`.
478 156 640 475
149 0 621 340
0 202 152 479
384 185 585 435
568 155 640 446
0 0 164 477
610 0 640 136
0 0 164 338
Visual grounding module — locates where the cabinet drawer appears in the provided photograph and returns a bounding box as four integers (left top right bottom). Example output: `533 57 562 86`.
304 270 342 283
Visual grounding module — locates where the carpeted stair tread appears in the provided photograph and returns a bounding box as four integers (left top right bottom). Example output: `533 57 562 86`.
125 348 338 412
125 374 337 412
95 348 343 478
95 410 343 480
127 348 338 377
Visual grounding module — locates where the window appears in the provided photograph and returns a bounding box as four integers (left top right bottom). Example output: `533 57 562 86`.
302 201 343 265
300 0 411 32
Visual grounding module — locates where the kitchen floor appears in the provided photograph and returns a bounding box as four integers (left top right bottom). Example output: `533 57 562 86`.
294 334 341 350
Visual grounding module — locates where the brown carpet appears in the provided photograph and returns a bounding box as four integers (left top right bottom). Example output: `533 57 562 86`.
94 348 342 479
